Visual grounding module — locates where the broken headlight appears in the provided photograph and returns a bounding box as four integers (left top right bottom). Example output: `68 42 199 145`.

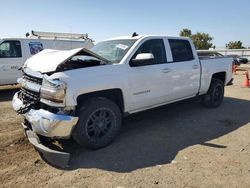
40 75 66 106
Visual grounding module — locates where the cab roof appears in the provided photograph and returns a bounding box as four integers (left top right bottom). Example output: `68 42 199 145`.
105 34 190 41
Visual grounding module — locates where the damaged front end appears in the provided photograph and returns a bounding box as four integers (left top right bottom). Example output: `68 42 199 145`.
12 48 111 167
12 68 78 167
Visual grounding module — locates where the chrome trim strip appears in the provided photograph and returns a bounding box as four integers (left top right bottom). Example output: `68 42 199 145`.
23 67 43 79
40 98 65 107
26 109 78 138
18 78 41 93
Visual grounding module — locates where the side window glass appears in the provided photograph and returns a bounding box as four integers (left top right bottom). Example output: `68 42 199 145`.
132 39 167 65
169 39 194 62
0 41 22 58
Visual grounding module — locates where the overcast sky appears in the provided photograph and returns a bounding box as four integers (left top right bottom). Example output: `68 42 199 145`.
0 0 249 48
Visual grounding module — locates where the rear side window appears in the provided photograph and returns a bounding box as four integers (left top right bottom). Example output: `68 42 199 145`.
169 39 194 62
133 39 167 64
0 40 22 58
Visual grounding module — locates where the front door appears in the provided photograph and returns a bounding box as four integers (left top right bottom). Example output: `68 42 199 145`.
127 39 172 112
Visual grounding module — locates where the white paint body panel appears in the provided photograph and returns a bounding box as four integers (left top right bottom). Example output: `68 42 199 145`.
199 57 233 94
25 35 233 114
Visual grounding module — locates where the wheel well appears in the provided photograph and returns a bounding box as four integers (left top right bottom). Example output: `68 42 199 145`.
76 89 124 112
212 72 226 84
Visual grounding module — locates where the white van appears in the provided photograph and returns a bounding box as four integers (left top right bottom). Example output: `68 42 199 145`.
0 31 94 85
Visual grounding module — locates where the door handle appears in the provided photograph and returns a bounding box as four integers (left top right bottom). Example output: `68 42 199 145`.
192 65 199 69
162 68 172 73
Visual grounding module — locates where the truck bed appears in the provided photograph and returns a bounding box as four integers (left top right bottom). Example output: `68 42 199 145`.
199 56 233 94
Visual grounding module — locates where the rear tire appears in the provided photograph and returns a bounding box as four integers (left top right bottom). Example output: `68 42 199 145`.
72 97 122 149
202 79 224 108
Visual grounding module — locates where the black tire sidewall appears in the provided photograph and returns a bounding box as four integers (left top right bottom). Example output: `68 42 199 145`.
73 98 122 149
203 79 224 108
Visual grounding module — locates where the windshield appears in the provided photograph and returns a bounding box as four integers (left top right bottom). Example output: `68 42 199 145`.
91 39 137 64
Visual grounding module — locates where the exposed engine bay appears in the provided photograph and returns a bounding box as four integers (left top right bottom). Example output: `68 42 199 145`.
56 56 104 72
56 48 110 72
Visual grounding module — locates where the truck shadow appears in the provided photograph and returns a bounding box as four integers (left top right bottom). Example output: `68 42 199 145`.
59 97 250 172
0 88 19 102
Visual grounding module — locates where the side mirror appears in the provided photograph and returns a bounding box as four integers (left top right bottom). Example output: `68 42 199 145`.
131 53 154 66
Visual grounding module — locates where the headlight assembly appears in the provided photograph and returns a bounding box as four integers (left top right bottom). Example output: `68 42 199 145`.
40 75 66 106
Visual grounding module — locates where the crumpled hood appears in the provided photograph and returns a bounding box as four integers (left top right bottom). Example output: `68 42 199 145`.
24 48 109 73
24 48 83 73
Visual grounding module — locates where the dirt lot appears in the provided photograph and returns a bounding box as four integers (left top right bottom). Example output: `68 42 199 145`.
0 65 250 188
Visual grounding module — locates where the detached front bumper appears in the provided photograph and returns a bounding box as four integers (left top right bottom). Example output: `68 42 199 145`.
22 122 70 167
12 92 79 167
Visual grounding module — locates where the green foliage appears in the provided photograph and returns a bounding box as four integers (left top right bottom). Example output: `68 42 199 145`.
179 28 214 50
179 28 192 37
192 32 214 50
226 41 245 49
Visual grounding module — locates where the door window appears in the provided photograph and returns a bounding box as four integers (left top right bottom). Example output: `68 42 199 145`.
131 39 167 65
169 39 194 62
0 40 22 58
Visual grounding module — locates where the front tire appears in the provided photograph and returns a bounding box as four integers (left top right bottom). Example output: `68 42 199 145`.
202 79 224 108
73 98 122 149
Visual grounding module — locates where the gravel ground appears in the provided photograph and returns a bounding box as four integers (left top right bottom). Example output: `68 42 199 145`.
0 64 250 188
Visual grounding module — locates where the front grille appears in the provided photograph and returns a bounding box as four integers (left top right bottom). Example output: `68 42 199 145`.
23 73 43 85
19 88 40 103
18 71 43 108
16 70 44 114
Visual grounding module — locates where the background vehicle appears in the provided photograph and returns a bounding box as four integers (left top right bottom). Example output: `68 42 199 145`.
197 50 241 65
197 51 224 58
226 54 248 64
12 34 233 167
0 30 94 85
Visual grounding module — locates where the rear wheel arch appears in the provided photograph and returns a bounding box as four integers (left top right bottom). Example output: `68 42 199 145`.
211 72 226 85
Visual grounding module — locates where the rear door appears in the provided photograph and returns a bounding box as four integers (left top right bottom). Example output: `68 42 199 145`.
166 39 200 100
0 40 24 85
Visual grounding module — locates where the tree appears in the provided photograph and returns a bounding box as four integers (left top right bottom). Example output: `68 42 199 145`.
179 28 192 37
226 41 245 49
179 28 214 50
192 32 214 50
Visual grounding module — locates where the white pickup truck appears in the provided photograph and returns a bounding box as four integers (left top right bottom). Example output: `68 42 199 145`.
12 34 233 167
